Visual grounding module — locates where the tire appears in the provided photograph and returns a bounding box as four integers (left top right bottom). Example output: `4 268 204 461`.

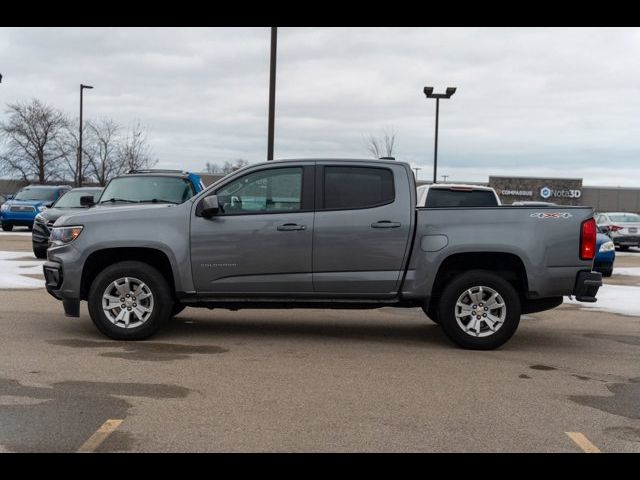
601 268 613 278
27 225 33 231
421 304 440 324
2 223 13 232
437 270 521 350
171 303 187 317
88 261 172 340
33 245 47 259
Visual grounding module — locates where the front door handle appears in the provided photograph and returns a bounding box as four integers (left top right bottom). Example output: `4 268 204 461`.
371 221 401 229
277 223 307 231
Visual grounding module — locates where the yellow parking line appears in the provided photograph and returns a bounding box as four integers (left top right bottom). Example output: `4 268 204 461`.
566 432 601 453
77 419 123 453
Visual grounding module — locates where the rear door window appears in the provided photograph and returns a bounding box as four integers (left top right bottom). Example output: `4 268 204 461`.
322 166 394 210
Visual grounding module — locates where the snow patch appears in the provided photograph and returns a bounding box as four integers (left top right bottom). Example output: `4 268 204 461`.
615 248 640 257
613 267 640 277
0 250 44 289
566 284 640 317
0 232 33 237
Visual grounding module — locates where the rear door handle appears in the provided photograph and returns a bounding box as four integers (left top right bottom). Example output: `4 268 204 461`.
371 221 401 229
277 223 307 231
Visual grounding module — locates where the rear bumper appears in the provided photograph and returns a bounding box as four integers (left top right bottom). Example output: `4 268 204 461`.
612 236 640 246
572 270 602 302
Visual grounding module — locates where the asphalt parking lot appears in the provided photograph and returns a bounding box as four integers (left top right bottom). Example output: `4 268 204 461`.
0 228 639 452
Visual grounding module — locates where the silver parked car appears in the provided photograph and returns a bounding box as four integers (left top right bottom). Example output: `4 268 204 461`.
595 212 640 250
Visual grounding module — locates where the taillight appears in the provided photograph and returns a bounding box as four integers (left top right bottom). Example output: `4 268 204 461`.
580 218 597 260
609 225 623 232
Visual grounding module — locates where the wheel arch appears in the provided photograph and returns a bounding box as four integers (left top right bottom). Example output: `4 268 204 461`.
80 247 176 301
426 252 529 314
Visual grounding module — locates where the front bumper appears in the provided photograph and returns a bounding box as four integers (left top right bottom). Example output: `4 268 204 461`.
572 270 602 302
1 211 38 225
32 220 51 245
43 260 80 317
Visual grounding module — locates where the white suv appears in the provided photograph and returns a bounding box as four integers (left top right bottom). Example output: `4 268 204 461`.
417 183 501 207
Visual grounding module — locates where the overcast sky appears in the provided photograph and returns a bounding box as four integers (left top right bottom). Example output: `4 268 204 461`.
1 27 640 186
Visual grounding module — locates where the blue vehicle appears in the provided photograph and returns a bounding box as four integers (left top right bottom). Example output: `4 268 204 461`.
85 170 205 209
0 185 72 232
594 232 615 277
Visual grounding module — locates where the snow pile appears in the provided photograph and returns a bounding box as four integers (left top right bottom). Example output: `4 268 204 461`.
615 249 640 257
0 232 34 237
0 251 44 289
613 267 640 277
566 284 640 317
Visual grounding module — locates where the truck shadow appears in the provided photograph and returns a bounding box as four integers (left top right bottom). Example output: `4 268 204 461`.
161 315 451 348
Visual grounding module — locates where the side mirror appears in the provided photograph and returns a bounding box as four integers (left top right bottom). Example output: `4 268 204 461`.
80 195 95 207
201 195 219 217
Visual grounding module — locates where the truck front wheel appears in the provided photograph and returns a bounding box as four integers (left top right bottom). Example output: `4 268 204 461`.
88 261 172 340
437 270 521 350
2 223 13 232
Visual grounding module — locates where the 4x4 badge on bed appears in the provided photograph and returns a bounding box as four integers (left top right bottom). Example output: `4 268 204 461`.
530 212 573 219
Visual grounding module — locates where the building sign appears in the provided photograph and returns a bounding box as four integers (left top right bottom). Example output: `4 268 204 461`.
489 176 583 205
539 186 582 200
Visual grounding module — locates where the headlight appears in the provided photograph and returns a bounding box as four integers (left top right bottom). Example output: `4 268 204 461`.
50 226 83 245
37 205 48 212
0 204 9 212
599 241 615 252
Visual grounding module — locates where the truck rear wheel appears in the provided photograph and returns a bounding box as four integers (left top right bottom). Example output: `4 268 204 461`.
2 223 13 232
437 270 521 350
88 261 172 340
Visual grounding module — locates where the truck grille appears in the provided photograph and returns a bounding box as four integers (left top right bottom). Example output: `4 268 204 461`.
10 205 36 212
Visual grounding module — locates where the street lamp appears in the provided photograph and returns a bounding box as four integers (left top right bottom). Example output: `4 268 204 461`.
267 27 277 160
413 167 421 179
77 84 93 187
423 86 456 184
441 175 449 182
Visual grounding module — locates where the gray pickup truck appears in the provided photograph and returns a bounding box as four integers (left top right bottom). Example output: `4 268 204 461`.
43 159 602 349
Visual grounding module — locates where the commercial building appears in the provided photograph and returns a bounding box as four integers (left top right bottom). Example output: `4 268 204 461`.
416 175 640 213
488 176 640 212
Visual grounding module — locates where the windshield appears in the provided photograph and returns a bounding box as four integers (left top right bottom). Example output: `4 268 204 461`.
14 187 59 201
53 189 103 208
99 176 195 204
425 189 499 207
608 213 640 223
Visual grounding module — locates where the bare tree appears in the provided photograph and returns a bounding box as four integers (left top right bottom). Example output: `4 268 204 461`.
205 159 249 175
56 119 93 186
117 122 157 173
364 128 396 159
0 99 70 183
84 119 121 186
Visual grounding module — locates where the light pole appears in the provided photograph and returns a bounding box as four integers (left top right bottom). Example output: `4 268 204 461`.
423 86 456 184
267 27 277 160
441 175 449 182
78 84 93 187
413 167 421 179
